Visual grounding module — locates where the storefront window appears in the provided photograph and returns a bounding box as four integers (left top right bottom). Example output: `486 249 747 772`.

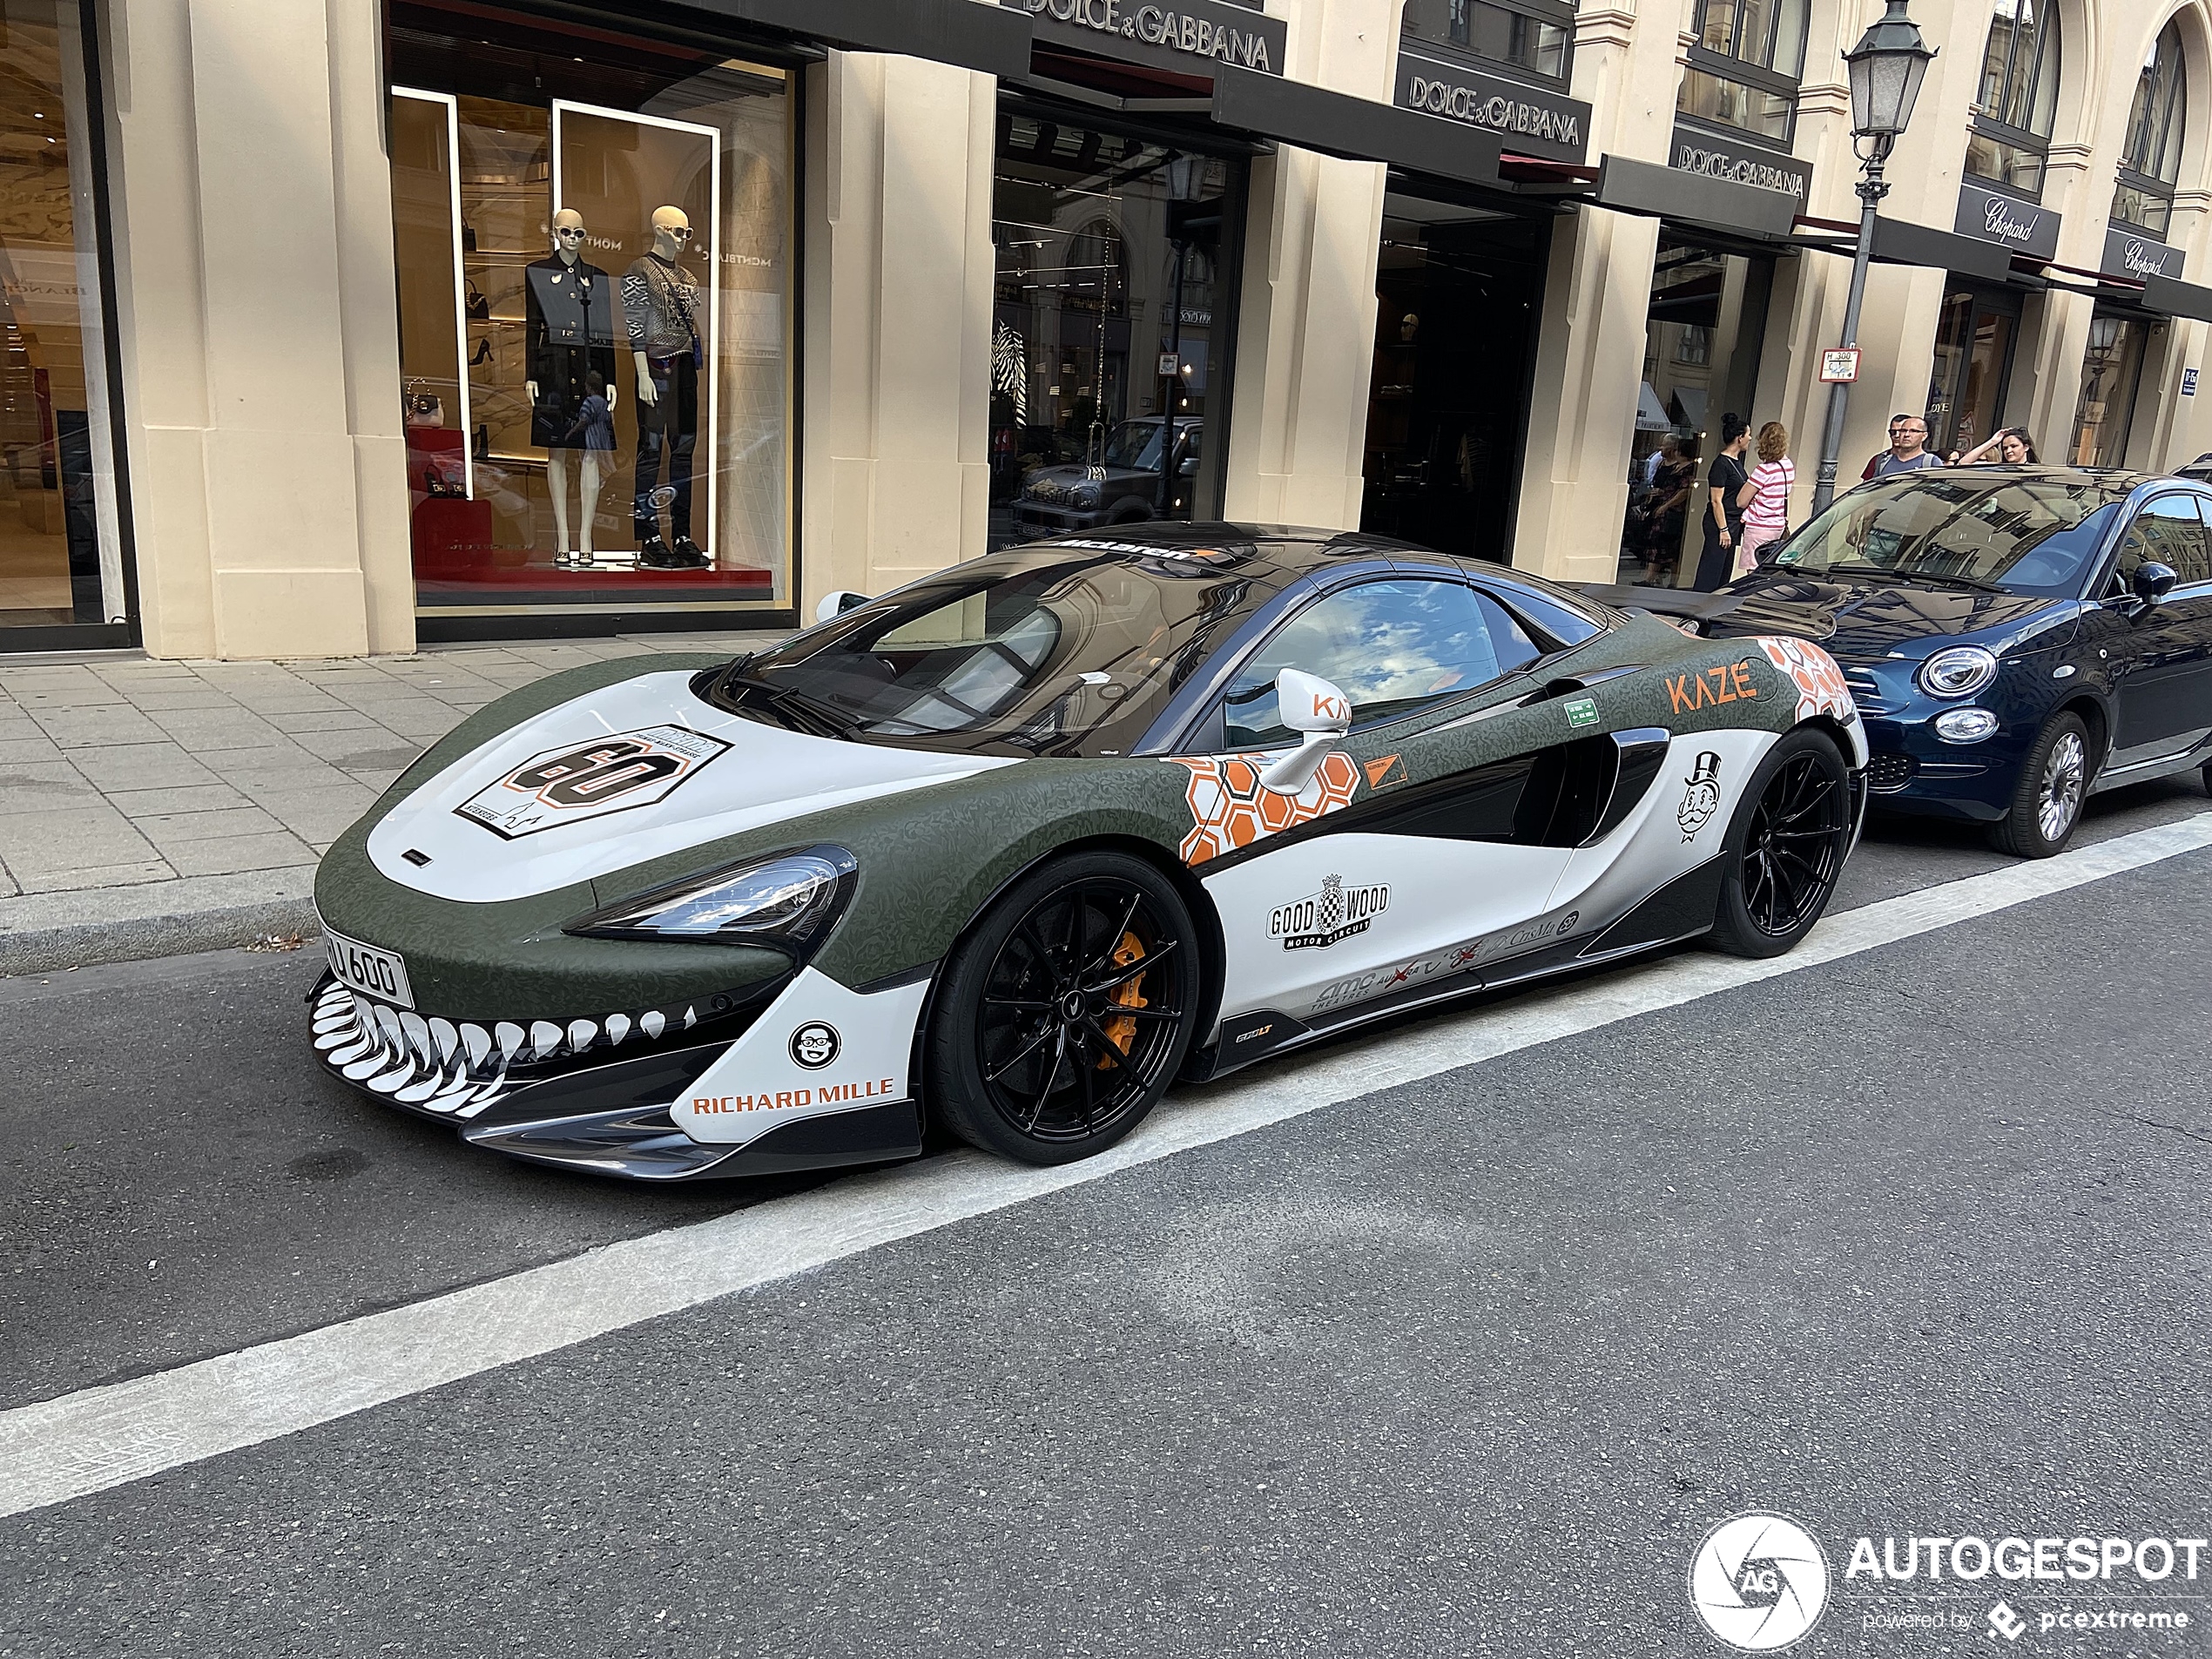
388 1 794 621
1676 0 1808 144
1399 0 1572 85
0 0 127 637
1965 0 2060 197
1927 285 2020 458
989 112 1241 553
2112 22 2186 238
2069 314 2146 467
1618 242 1771 588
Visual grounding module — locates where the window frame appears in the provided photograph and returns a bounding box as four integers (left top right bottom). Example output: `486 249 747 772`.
1964 0 2060 199
2104 491 2212 597
1399 0 1578 91
1676 0 1812 147
2113 22 2188 239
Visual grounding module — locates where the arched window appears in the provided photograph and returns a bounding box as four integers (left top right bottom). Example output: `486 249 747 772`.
2114 21 2188 236
1966 0 2061 196
1676 0 1814 145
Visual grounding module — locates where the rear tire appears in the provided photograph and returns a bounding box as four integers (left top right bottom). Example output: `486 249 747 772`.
1709 729 1853 958
1986 711 2088 859
926 851 1200 1166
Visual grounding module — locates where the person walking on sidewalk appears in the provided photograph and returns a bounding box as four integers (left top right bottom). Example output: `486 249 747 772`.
1695 415 1754 591
1736 421 1795 577
1860 412 1947 481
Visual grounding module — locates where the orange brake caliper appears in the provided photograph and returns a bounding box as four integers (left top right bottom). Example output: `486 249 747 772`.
1097 932 1147 1067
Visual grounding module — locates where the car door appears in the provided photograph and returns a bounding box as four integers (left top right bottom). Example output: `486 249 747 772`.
1190 574 1578 1027
2097 491 2212 766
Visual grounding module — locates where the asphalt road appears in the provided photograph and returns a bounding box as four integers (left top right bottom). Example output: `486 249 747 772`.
3 779 2209 1657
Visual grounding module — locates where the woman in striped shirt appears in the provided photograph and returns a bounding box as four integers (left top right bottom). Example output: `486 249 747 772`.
1737 421 1795 577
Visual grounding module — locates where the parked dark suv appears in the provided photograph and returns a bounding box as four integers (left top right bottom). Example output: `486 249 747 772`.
1013 417 1203 536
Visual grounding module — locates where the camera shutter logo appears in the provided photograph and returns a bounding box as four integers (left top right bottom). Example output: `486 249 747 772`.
789 1022 840 1069
1688 1512 1830 1651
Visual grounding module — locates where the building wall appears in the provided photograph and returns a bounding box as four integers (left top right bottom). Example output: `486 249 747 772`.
78 0 2212 658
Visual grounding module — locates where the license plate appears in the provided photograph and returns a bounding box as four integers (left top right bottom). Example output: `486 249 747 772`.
325 928 415 1008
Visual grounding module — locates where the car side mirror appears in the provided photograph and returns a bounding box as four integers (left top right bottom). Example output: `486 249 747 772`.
813 590 870 624
2132 561 2178 604
1259 667 1352 793
1178 455 1199 477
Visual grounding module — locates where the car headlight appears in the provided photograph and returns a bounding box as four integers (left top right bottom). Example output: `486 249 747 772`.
1917 646 1999 698
566 845 858 954
1933 707 2000 744
1071 482 1102 506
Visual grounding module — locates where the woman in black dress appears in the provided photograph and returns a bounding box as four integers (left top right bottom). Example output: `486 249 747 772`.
1695 415 1754 591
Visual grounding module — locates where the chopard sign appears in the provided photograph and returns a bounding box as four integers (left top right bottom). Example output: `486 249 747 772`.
1953 183 2060 260
2102 226 2186 281
1393 45 1590 164
1002 0 1285 76
1667 123 1811 199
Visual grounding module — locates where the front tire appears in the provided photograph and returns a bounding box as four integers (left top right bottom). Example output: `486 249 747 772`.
926 851 1200 1166
1709 729 1853 958
1987 711 2089 859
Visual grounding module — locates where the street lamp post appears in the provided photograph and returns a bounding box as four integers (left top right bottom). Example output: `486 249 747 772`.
1809 0 1938 518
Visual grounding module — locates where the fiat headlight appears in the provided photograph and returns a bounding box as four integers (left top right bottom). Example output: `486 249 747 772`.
568 845 857 952
1917 646 1999 699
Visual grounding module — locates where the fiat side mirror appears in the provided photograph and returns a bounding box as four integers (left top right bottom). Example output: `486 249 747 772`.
1259 667 1352 793
2132 561 2178 604
813 590 870 624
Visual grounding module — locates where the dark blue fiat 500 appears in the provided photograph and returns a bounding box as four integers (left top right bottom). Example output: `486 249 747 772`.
1655 467 2212 856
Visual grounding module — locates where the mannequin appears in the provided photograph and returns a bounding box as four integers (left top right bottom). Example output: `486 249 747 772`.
525 208 619 566
620 205 710 570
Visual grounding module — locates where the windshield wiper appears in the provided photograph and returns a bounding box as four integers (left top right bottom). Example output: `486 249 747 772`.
716 670 860 738
1826 563 2005 594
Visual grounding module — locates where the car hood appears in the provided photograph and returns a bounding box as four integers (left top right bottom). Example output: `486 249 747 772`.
364 670 1021 903
1712 571 2074 661
1025 463 1150 492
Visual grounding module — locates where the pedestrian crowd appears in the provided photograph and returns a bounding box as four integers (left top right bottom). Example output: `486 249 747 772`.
1632 409 2041 590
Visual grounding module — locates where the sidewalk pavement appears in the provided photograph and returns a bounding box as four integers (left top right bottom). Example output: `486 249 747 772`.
0 631 783 974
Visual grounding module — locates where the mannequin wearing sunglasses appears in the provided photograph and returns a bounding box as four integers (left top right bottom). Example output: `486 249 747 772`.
524 208 618 566
620 205 709 570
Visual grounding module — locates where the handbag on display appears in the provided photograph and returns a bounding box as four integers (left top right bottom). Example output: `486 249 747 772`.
403 389 445 428
464 280 489 321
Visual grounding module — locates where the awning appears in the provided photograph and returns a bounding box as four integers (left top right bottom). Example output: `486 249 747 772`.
2143 273 2212 324
1588 154 1798 241
684 0 1032 78
1868 215 2011 284
1211 63 1502 189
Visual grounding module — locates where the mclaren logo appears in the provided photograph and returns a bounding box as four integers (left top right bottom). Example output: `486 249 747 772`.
1269 874 1389 951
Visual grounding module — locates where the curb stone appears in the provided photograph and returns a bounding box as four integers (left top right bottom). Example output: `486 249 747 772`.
0 867 321 976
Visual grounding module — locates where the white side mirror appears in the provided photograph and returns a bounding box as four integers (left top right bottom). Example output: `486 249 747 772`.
1258 667 1352 793
813 590 870 624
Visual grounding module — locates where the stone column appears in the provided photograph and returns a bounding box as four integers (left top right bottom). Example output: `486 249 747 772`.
103 0 411 659
799 51 995 614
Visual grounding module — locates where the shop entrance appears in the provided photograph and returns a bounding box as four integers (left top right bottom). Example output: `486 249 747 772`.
1618 237 1773 588
2068 309 2148 466
1928 282 2021 459
1359 200 1548 561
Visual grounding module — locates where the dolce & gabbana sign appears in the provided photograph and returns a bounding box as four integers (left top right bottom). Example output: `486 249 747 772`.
1393 44 1590 165
1953 182 2060 261
1002 0 1285 78
2103 226 2186 282
1667 123 1811 199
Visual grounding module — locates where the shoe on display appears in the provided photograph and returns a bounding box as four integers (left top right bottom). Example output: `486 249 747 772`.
670 536 711 570
638 535 680 570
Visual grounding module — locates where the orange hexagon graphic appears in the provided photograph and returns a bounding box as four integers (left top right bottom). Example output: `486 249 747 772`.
1169 751 1360 865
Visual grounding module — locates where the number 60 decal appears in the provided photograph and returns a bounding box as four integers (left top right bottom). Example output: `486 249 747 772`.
455 723 732 839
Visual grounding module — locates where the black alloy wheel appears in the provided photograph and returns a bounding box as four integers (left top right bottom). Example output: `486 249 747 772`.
1710 729 1853 958
928 850 1201 1165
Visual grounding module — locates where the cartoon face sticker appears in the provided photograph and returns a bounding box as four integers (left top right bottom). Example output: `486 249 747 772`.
1677 751 1723 841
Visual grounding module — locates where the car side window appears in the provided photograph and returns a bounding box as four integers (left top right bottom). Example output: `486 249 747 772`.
1219 579 1541 749
2111 495 2212 591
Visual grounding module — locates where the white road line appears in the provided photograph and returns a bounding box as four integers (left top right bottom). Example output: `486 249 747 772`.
5 812 2210 1521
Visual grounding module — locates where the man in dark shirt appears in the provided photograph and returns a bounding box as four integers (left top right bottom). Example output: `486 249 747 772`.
1861 413 1948 480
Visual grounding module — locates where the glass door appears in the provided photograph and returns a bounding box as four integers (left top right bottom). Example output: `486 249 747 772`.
1928 284 2021 459
2069 312 2147 466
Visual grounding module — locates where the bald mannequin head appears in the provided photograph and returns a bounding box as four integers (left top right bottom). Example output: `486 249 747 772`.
550 206 586 264
649 205 692 260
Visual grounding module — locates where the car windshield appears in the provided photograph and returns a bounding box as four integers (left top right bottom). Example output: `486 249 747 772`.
705 543 1278 757
1770 472 2132 596
1098 421 1169 471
